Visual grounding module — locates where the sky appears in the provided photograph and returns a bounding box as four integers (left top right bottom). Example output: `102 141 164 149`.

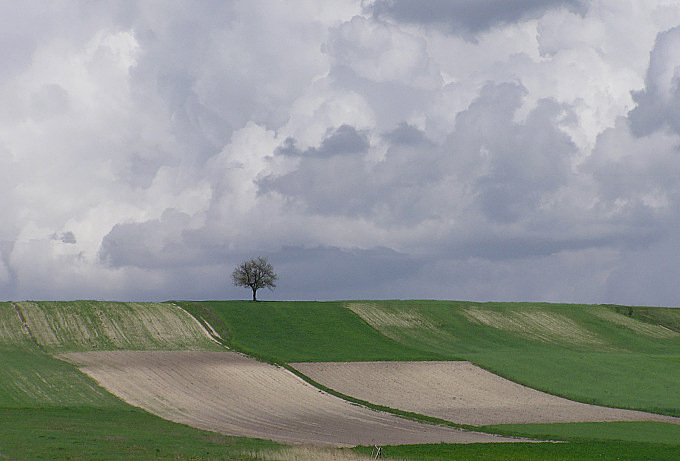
2 1 680 305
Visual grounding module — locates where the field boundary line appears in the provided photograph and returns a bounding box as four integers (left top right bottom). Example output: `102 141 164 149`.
168 302 229 349
464 359 680 419
282 363 536 441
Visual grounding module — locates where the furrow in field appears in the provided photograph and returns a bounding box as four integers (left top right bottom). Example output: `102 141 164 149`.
462 307 605 346
593 309 679 338
292 361 680 426
13 302 218 351
60 351 525 446
0 303 27 344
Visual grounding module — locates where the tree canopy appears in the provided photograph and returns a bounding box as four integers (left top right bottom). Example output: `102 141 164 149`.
231 256 277 301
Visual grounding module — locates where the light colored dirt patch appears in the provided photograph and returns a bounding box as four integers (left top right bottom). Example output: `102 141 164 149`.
292 361 680 427
463 307 604 346
594 309 679 339
60 351 524 447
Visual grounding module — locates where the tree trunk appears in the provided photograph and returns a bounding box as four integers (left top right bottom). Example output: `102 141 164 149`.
252 287 257 302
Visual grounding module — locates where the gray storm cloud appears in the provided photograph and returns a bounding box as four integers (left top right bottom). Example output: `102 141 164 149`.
629 25 680 137
2 1 680 305
369 0 587 35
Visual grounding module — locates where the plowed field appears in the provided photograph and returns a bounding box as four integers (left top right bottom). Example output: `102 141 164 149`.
292 361 680 426
60 351 523 446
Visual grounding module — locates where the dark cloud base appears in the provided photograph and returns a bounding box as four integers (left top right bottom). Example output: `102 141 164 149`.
369 0 587 35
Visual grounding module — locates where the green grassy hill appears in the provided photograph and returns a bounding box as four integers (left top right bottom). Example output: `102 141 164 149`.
12 301 222 352
0 300 224 409
0 301 277 460
0 302 123 408
179 299 680 460
178 300 445 362
3 299 680 460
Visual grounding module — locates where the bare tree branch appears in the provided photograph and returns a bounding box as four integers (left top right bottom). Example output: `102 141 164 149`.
232 256 277 301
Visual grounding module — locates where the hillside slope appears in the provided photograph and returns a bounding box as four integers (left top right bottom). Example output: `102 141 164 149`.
12 301 221 352
184 300 680 416
346 301 680 416
0 301 280 459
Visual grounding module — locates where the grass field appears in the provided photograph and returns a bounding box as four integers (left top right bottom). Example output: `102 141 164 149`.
485 420 680 444
183 300 680 416
0 302 126 408
3 299 680 459
0 346 123 408
178 300 680 459
178 300 444 362
360 421 680 460
0 407 281 460
355 440 680 460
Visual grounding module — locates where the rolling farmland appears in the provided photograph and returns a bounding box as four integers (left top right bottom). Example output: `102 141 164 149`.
292 360 680 425
62 350 520 446
3 299 680 460
341 300 680 415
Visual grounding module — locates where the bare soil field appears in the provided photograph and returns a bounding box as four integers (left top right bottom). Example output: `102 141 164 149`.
292 361 680 426
60 351 522 446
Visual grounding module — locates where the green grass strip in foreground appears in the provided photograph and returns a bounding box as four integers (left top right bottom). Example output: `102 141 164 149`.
483 421 680 445
0 407 280 460
353 440 680 461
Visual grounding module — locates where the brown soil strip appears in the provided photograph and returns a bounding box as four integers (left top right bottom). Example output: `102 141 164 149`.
60 351 524 446
292 361 680 426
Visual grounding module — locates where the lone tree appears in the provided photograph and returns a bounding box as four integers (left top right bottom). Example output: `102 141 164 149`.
232 256 277 301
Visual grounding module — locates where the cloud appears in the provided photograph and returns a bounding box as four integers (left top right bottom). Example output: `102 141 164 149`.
261 81 576 228
604 235 680 307
99 209 199 269
584 25 680 244
276 125 370 158
369 0 586 36
3 1 680 307
51 231 77 245
326 15 441 88
382 122 430 145
271 245 420 300
259 120 441 222
628 25 680 137
446 82 576 223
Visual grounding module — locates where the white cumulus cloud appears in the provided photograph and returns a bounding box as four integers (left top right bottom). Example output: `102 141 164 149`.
2 1 680 305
